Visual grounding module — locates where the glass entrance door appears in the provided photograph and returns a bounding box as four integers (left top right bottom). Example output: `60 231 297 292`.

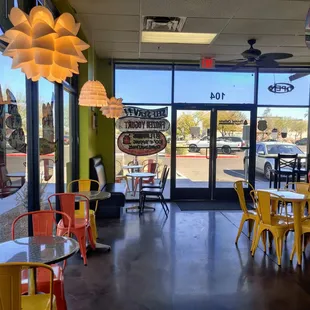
171 106 254 200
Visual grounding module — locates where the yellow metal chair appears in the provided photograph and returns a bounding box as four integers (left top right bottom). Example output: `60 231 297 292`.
285 182 310 215
0 262 56 310
251 190 293 266
67 179 100 240
234 180 258 246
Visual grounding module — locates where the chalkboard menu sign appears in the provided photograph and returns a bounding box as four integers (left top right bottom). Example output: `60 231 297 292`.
117 107 169 156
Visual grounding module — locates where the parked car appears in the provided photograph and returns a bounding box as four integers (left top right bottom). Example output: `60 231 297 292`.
187 136 245 154
255 142 305 180
64 135 70 145
295 138 307 145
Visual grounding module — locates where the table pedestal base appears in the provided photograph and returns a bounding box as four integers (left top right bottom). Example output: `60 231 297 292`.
96 242 111 251
126 205 155 212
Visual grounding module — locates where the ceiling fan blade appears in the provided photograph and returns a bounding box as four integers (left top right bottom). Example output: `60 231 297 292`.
259 53 293 60
256 58 279 67
289 73 310 82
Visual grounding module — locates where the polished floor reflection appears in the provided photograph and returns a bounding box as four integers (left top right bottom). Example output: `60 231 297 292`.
65 203 310 310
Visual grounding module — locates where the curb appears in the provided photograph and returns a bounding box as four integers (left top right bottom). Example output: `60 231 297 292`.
164 154 239 159
7 153 54 157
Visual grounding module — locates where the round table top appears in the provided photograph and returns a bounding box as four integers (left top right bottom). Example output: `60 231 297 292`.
6 172 26 177
0 236 79 264
258 189 306 201
123 165 143 169
126 172 156 178
74 191 111 201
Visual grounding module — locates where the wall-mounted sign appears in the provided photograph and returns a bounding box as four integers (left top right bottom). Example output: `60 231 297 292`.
117 132 167 156
122 107 168 119
116 117 170 132
268 83 294 94
258 119 267 131
219 120 244 125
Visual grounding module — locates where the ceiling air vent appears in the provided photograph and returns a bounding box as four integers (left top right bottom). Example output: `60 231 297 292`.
143 16 186 32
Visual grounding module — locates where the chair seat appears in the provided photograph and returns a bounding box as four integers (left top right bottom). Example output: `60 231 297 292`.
141 188 162 194
270 216 294 227
271 168 294 174
58 218 87 229
22 294 57 310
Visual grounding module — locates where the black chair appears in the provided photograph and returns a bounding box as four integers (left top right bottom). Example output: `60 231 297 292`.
141 165 167 190
139 167 170 217
269 154 298 189
293 157 308 182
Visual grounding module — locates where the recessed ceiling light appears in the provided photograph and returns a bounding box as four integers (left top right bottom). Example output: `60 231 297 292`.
141 31 217 44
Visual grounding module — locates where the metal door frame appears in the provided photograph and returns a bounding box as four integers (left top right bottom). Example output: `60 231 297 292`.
171 104 257 200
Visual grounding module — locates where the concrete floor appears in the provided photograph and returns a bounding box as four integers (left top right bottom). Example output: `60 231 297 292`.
64 203 310 310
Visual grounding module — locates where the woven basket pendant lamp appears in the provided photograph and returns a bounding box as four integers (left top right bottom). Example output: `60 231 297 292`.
79 80 108 107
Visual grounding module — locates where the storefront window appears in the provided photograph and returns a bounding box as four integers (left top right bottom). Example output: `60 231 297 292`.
255 107 308 188
115 66 172 104
115 105 171 199
174 70 255 104
64 90 72 188
258 73 310 106
0 52 27 241
39 79 55 209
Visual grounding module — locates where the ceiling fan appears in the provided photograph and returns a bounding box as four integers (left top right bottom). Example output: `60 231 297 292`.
231 39 293 68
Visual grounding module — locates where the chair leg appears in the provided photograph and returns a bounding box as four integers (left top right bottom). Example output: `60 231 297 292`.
159 195 168 217
76 233 87 266
87 226 96 250
268 231 274 248
160 194 169 213
250 220 258 253
261 230 267 253
252 227 264 256
275 237 283 266
235 214 247 244
248 220 254 238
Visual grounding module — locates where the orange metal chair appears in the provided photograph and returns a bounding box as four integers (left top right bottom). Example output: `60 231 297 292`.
133 162 159 196
251 190 294 266
0 262 56 310
234 180 258 247
12 210 71 310
48 193 96 266
67 179 100 240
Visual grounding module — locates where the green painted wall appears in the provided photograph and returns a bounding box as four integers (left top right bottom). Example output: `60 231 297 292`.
95 59 115 182
52 0 114 180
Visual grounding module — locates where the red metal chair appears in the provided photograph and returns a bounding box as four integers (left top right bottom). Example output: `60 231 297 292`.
12 210 72 310
48 193 96 266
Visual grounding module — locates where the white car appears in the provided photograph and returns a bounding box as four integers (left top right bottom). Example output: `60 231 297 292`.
256 142 305 179
187 136 245 154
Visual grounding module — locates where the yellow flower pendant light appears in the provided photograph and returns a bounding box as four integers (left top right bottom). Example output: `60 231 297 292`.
0 6 89 83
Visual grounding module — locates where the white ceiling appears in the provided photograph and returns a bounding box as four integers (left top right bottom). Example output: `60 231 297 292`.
68 0 310 64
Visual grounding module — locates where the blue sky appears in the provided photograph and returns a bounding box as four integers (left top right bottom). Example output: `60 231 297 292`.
115 69 310 119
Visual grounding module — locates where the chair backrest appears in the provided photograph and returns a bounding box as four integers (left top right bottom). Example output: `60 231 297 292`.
287 182 310 195
11 210 71 240
161 167 170 191
89 157 107 189
67 179 100 193
233 180 255 214
47 193 90 227
159 165 168 185
278 153 298 171
0 262 54 310
255 191 286 225
67 179 100 217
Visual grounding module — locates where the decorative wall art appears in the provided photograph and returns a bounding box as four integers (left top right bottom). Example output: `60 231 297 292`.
117 106 169 156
